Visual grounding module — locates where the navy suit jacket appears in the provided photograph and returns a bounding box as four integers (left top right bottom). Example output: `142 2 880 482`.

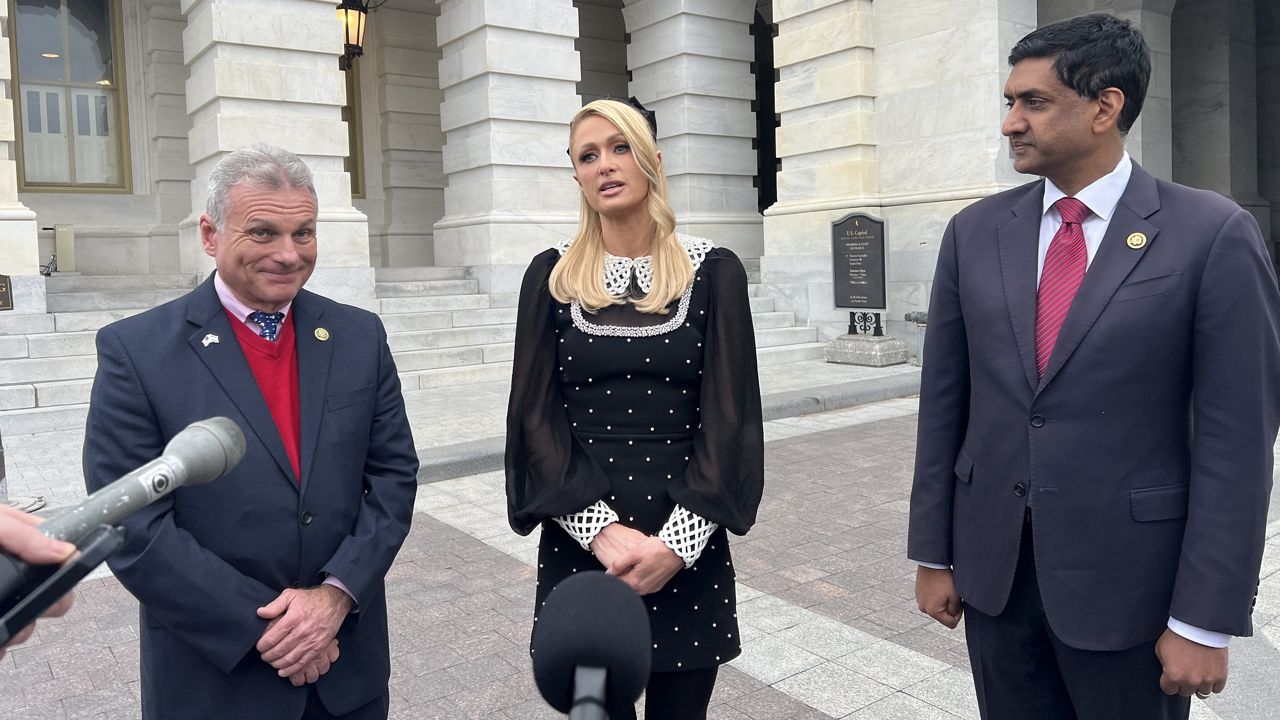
83 276 418 719
908 163 1280 651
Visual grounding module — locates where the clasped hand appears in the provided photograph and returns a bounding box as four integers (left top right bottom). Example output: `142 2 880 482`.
590 523 683 595
256 585 352 686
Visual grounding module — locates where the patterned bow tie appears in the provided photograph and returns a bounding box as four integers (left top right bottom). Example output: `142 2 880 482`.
248 311 285 341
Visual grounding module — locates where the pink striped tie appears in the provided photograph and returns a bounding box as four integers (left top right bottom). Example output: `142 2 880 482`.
1035 197 1090 378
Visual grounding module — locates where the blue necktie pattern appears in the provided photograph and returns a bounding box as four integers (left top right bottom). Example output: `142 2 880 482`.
248 311 285 342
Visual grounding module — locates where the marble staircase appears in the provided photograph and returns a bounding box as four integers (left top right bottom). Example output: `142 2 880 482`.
0 266 823 434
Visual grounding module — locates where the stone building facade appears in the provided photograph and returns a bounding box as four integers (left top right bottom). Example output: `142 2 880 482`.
2 0 1277 345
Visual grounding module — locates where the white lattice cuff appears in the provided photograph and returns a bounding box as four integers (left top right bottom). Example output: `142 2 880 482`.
658 505 718 568
553 500 620 552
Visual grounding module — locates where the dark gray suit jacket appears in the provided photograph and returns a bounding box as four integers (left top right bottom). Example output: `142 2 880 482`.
83 276 419 719
908 162 1280 651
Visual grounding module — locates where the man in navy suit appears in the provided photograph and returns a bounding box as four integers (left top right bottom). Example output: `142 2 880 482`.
909 14 1280 719
84 145 418 719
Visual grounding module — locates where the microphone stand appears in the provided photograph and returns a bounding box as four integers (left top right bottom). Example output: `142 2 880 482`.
569 666 608 720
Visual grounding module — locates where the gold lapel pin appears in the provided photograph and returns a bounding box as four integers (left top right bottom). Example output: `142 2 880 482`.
1126 232 1147 249
314 328 330 342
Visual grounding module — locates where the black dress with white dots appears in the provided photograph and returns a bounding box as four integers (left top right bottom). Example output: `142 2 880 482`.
505 238 764 674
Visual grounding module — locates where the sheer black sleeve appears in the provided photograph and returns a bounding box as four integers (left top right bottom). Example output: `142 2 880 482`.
505 249 612 535
668 247 764 535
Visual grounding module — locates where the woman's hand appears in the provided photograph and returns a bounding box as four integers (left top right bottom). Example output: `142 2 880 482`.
589 522 647 571
609 537 684 595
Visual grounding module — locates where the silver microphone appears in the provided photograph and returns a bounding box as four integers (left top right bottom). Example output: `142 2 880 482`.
39 417 247 543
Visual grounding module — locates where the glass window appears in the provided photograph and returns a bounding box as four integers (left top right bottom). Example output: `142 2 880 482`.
12 0 129 189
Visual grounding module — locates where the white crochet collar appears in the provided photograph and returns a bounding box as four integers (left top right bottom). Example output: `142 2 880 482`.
554 234 713 298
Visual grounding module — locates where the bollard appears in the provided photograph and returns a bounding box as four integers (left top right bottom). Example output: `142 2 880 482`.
905 311 927 366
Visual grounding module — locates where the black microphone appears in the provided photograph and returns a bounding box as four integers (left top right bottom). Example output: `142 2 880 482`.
0 417 246 597
531 571 651 719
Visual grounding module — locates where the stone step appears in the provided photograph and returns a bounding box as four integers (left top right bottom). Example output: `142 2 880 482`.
748 296 775 313
751 311 797 330
386 325 517 353
45 273 201 293
35 379 94 407
53 308 149 333
0 314 56 336
24 331 98 359
0 356 99 386
381 307 516 333
400 361 513 391
480 342 514 364
374 279 480 298
756 342 827 366
391 346 486 373
374 266 468 282
379 312 455 334
490 293 519 309
754 326 819 349
0 403 89 436
46 289 188 313
741 257 761 284
378 294 491 314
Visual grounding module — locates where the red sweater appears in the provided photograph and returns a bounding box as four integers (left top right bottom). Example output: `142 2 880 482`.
228 310 302 482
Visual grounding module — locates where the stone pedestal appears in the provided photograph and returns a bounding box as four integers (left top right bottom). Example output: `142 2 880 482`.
179 0 373 307
824 334 910 367
432 0 583 294
622 0 762 258
0 6 46 314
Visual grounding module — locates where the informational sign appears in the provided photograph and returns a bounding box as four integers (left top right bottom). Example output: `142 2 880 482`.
831 214 886 310
0 275 12 312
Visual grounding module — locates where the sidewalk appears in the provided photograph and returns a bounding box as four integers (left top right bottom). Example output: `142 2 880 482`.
2 359 923 510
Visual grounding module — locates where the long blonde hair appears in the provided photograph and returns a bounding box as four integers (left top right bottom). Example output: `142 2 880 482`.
549 99 692 314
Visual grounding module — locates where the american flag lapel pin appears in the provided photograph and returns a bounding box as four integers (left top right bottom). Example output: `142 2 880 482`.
202 333 220 347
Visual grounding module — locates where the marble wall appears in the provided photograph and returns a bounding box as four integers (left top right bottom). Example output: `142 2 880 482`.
623 0 763 258
1172 0 1270 238
0 2 43 312
576 0 629 102
869 0 1035 343
358 2 445 269
1260 0 1280 263
758 0 878 341
179 0 373 304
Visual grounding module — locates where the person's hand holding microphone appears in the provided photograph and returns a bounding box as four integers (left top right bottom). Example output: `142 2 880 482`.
0 504 75 659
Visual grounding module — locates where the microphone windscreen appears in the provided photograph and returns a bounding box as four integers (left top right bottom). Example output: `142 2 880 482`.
530 571 651 714
164 416 246 486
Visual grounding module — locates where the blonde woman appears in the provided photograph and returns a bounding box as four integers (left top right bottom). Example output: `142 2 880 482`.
505 99 764 718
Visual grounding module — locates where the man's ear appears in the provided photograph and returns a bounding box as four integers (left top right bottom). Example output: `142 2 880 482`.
199 215 218 259
1094 87 1126 135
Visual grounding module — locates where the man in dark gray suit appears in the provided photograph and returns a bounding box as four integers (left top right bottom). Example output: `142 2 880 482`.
908 14 1280 719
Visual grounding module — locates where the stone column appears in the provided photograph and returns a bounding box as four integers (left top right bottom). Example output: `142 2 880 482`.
141 0 194 274
0 4 46 314
179 0 373 307
432 0 583 294
1172 0 1270 237
622 0 762 258
1260 0 1280 265
365 2 444 268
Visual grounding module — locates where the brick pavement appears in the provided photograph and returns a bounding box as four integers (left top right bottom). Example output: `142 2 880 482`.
2 399 1276 718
